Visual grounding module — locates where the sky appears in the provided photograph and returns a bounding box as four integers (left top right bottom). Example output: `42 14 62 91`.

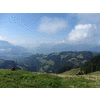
0 13 100 51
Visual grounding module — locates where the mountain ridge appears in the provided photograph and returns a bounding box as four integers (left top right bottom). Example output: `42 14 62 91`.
0 50 100 75
0 40 100 74
18 51 100 73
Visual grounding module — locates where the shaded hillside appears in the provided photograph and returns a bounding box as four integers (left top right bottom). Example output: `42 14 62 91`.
0 59 30 72
0 59 22 70
80 54 100 74
0 51 100 75
18 51 100 73
56 54 100 74
56 65 73 74
59 67 81 75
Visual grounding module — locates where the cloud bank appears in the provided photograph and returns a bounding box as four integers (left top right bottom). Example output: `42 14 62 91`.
65 24 98 44
37 14 100 46
38 16 67 34
5 13 100 50
0 36 7 40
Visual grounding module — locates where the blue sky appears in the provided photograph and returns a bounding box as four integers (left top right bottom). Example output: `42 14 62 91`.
0 13 100 50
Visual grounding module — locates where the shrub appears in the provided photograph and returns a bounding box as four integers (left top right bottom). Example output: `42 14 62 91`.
77 72 83 75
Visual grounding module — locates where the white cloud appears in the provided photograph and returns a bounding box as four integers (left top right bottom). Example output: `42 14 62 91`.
0 36 7 40
0 48 11 52
20 14 100 49
8 14 100 49
38 16 67 34
65 24 98 44
0 49 5 51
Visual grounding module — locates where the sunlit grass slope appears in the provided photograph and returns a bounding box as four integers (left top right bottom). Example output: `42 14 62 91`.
59 68 81 75
0 69 100 88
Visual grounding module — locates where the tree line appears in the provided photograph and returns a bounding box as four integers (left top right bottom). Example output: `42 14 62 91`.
56 55 100 75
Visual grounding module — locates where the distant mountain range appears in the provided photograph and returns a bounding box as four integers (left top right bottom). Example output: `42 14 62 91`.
33 42 100 55
0 40 100 74
17 51 100 73
0 40 33 60
0 40 100 60
85 45 100 53
0 50 100 74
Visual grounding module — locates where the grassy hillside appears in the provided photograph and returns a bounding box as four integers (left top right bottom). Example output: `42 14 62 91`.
0 51 99 73
18 51 100 73
59 67 81 75
0 51 100 88
55 53 100 74
0 69 100 88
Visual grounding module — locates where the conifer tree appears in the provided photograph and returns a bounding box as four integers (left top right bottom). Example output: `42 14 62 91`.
81 66 82 74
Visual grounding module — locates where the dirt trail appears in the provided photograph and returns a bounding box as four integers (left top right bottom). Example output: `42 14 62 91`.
55 74 100 86
50 73 82 78
32 72 100 87
32 72 82 78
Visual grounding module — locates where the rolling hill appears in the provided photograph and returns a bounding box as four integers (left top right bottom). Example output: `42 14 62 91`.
18 51 100 73
0 50 100 76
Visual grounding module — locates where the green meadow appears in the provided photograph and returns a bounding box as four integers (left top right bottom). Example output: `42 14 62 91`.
0 69 100 88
